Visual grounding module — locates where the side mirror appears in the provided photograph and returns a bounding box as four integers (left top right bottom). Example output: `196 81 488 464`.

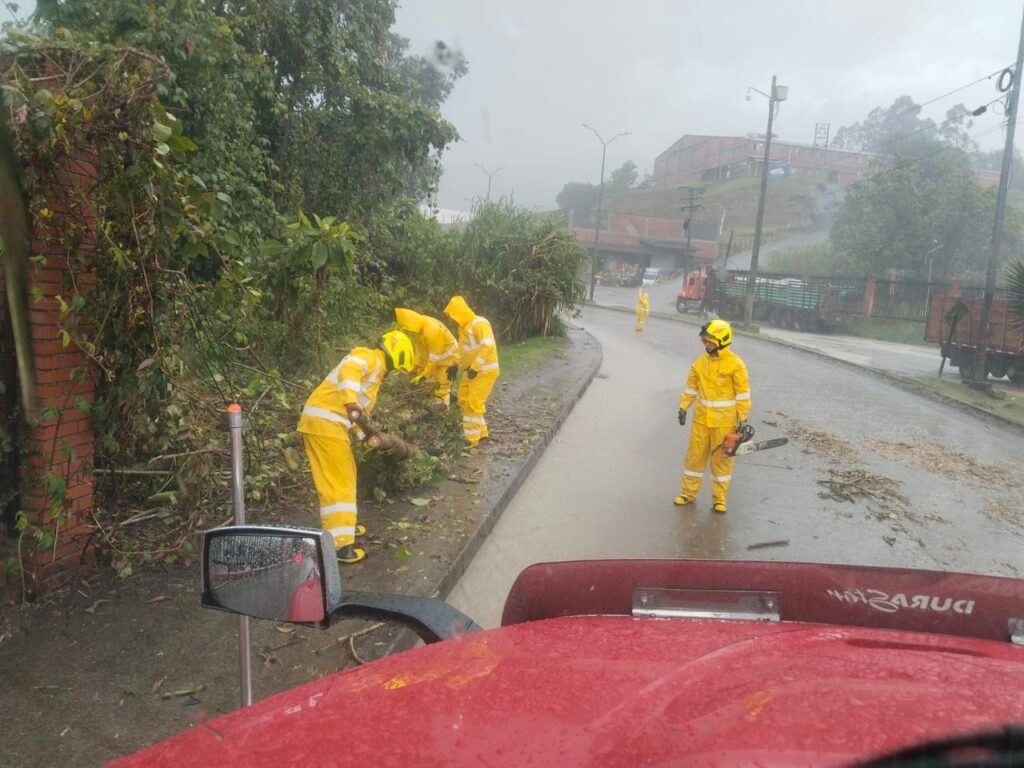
202 525 342 628
201 524 482 643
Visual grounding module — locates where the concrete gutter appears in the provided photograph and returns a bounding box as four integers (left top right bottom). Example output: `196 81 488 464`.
587 300 1024 437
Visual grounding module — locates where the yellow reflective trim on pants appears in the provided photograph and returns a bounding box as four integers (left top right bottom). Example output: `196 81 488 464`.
303 433 359 549
680 423 736 507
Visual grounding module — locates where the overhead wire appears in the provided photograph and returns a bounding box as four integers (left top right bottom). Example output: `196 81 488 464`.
657 66 1014 188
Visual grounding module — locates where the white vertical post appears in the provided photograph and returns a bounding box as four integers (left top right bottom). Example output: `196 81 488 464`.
227 403 253 707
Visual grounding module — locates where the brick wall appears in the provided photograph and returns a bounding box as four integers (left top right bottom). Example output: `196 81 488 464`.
1 147 98 600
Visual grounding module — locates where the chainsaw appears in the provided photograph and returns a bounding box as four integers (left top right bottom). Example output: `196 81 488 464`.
713 423 788 459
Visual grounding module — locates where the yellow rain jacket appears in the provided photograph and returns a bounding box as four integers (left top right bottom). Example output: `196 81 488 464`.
444 295 499 375
297 347 387 438
394 307 458 380
678 347 751 428
635 291 650 329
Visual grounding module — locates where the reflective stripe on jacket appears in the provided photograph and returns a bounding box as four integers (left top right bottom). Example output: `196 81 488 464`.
297 348 386 437
395 307 458 379
444 295 500 375
678 347 751 427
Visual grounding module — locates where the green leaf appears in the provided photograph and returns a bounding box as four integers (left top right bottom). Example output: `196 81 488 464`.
409 497 430 507
393 544 409 561
311 241 328 269
152 122 173 142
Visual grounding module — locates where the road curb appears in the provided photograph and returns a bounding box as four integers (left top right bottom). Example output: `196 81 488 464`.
588 301 1024 436
381 326 602 651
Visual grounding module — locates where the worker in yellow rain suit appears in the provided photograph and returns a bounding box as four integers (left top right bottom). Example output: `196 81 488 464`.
675 319 751 514
297 331 415 563
635 287 650 332
394 307 459 406
443 295 500 446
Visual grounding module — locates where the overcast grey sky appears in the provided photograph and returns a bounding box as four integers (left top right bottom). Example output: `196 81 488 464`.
394 0 1023 211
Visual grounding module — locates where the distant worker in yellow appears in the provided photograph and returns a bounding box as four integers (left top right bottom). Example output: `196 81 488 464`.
297 331 416 563
394 307 459 406
675 319 751 514
635 286 650 331
444 295 500 446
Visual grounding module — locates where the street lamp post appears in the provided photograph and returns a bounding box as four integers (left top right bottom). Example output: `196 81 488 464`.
582 124 630 301
474 164 505 201
743 76 788 328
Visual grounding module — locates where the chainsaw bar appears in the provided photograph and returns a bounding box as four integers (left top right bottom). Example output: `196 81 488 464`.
730 437 789 457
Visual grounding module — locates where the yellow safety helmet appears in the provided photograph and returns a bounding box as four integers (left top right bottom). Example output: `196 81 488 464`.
381 330 415 373
699 318 732 349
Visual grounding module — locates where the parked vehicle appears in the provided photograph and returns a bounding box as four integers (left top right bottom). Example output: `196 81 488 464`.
641 267 662 285
925 294 1024 382
114 524 1024 767
676 269 708 313
714 271 862 332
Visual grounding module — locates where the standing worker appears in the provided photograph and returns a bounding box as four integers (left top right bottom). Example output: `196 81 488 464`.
297 331 416 563
444 295 500 446
635 286 650 332
675 319 751 514
395 307 459 406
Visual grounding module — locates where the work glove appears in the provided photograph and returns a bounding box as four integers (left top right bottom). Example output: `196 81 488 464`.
466 368 478 380
446 364 458 382
411 373 425 385
677 408 687 426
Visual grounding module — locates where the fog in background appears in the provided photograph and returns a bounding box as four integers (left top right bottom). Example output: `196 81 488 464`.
394 0 1022 211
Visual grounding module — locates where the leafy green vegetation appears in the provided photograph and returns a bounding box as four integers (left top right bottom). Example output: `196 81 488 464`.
0 4 585 577
845 318 929 347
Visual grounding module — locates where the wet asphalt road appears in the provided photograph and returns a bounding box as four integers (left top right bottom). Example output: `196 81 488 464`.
597 280 942 378
448 305 1024 628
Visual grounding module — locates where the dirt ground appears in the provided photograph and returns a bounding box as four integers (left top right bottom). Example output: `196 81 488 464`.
0 328 601 767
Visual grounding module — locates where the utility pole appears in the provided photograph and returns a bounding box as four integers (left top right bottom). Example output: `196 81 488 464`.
582 124 630 301
473 164 505 201
814 123 830 182
979 5 1024 377
743 75 788 328
678 185 704 276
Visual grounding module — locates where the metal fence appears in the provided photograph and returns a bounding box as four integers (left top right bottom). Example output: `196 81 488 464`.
870 280 938 322
870 281 1012 322
721 270 1004 326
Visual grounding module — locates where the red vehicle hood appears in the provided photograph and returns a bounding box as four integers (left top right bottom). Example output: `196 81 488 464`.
114 615 1024 767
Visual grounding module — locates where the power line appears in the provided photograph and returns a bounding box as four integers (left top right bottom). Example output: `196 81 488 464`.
657 68 1014 190
833 65 1010 149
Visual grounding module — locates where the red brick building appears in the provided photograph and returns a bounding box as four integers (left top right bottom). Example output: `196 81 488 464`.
653 134 885 189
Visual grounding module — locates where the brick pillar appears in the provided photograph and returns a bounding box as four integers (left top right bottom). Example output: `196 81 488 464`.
16 147 99 597
862 276 876 317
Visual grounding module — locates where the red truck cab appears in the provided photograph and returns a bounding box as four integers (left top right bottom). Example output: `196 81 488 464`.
112 527 1024 767
677 270 708 313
